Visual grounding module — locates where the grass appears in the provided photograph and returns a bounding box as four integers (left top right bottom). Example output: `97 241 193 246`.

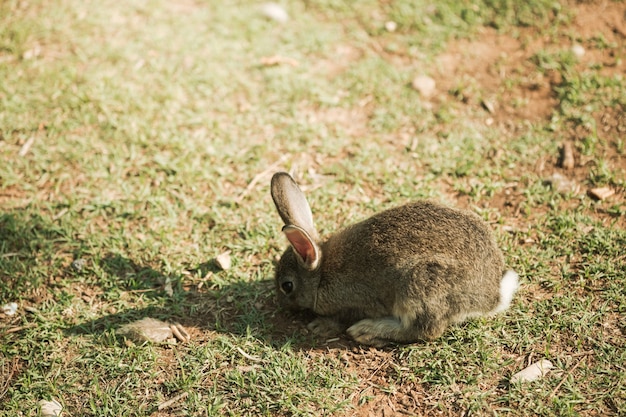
1 0 625 415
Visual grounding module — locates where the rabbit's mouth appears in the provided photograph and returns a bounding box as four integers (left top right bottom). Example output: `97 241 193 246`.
278 297 304 312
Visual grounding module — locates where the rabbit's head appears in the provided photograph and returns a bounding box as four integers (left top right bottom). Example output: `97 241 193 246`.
271 172 323 311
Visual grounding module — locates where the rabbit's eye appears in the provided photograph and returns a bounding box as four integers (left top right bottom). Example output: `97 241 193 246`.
281 281 294 294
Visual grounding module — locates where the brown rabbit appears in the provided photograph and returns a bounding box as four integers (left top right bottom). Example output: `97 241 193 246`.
270 172 519 347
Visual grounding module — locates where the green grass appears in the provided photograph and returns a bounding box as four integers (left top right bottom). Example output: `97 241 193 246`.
1 0 625 415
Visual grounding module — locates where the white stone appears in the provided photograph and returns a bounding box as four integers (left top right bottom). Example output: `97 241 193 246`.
39 399 63 417
571 44 585 58
411 75 436 98
2 302 17 316
260 3 289 23
511 359 554 383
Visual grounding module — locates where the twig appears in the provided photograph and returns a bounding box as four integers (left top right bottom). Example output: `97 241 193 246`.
236 346 264 362
157 391 189 411
569 350 594 358
52 208 69 221
550 358 585 398
0 356 19 400
4 324 37 334
367 357 391 383
18 136 36 157
235 155 288 203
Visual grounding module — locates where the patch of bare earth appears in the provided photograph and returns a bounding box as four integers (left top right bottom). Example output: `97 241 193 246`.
434 2 626 229
435 27 556 124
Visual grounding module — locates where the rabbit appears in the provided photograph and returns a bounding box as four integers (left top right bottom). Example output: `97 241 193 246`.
270 172 519 347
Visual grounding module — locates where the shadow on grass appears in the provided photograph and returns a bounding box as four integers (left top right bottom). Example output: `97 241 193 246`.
0 211 78 300
0 211 343 349
63 252 329 348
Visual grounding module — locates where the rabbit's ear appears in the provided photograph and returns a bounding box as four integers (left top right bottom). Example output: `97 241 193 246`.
271 172 318 240
283 225 320 271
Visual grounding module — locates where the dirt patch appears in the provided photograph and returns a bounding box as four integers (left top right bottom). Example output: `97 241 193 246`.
572 1 626 42
435 27 557 123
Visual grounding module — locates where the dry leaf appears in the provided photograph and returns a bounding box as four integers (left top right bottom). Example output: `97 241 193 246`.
588 187 615 201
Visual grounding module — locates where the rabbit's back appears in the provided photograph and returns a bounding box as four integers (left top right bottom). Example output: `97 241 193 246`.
317 201 505 318
327 201 503 270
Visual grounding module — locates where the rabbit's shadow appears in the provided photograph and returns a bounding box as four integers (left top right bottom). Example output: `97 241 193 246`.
64 254 331 349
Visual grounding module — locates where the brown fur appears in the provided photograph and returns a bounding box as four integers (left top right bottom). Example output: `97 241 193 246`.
271 172 517 347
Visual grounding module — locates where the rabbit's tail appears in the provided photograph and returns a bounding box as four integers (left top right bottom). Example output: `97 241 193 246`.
490 270 519 314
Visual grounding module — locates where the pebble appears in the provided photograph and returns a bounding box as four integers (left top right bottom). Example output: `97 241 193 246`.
215 251 232 270
411 75 436 98
71 258 87 272
260 3 289 23
571 44 585 58
511 359 554 383
545 173 579 195
39 399 63 417
385 21 397 32
2 302 18 316
117 318 173 343
560 141 575 170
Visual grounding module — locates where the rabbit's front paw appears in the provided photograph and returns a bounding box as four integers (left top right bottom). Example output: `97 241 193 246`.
307 317 345 338
347 318 400 348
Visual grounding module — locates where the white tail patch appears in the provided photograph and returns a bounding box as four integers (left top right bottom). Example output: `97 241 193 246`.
491 270 520 314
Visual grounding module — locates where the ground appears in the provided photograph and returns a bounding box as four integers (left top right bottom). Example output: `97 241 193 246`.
1 0 625 416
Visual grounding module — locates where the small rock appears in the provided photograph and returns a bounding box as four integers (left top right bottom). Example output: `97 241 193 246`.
2 302 18 316
39 399 63 417
559 141 575 170
384 21 397 32
545 173 578 195
502 225 516 233
511 359 554 383
411 75 436 98
117 318 173 343
260 3 289 23
215 251 232 270
22 45 42 60
481 98 496 114
588 187 615 201
71 258 87 272
571 44 585 58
